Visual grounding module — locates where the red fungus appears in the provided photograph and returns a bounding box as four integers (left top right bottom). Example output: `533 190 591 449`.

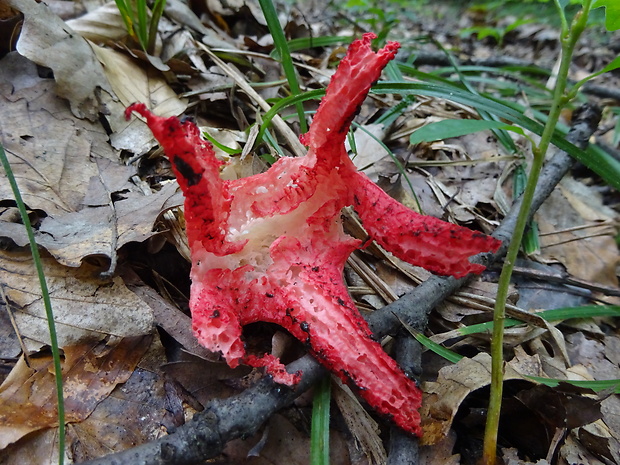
126 33 501 436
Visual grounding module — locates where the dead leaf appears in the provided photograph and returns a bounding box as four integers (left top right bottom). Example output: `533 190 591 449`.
66 336 180 462
516 384 602 429
7 0 113 120
332 377 387 465
221 413 350 464
126 274 218 361
348 123 391 181
0 428 68 465
420 352 536 446
0 301 21 359
91 43 188 154
0 250 153 351
559 433 608 465
0 64 184 267
65 1 128 43
502 447 550 465
0 78 117 217
37 181 183 268
0 336 151 450
162 352 251 406
536 178 619 287
420 431 460 465
577 420 620 464
566 332 619 381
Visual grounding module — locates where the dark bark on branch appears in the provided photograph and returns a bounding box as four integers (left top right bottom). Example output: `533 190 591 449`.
78 104 601 465
387 335 421 465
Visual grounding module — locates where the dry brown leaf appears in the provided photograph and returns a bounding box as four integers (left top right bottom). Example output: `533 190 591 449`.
420 352 538 446
129 280 220 361
0 79 117 217
38 181 182 268
65 1 127 43
0 302 21 360
2 159 183 268
66 336 181 462
0 62 185 266
559 433 608 465
91 43 188 154
0 250 152 350
348 123 391 181
221 414 350 465
0 336 151 451
502 447 550 465
577 420 620 464
536 178 619 287
0 428 67 465
332 377 387 465
7 0 113 121
419 431 461 465
162 352 250 406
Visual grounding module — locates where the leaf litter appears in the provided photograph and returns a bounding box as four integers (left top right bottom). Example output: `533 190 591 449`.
0 0 619 464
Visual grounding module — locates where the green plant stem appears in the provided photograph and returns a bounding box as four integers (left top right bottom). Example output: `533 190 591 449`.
258 0 308 134
482 3 592 464
148 0 167 54
310 376 331 465
0 143 65 464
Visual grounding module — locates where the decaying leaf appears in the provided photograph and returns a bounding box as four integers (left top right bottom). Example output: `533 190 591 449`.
6 0 113 120
536 178 618 287
65 1 128 43
221 413 351 464
332 378 387 465
420 352 536 445
66 336 182 462
91 43 188 154
0 250 153 351
0 336 151 450
0 59 185 268
0 78 117 217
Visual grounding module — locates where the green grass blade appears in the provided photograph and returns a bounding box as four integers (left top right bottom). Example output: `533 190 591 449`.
396 312 463 362
135 0 149 50
413 332 463 363
113 0 134 37
256 82 620 191
532 305 620 321
410 119 524 145
525 376 620 393
263 129 285 161
272 36 354 58
257 88 325 144
432 42 517 153
258 0 308 133
202 131 242 155
457 305 620 337
371 82 620 190
513 164 540 254
148 0 167 54
351 121 422 212
0 143 65 464
310 376 331 465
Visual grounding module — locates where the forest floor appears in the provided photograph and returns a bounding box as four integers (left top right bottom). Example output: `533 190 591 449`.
1 0 620 464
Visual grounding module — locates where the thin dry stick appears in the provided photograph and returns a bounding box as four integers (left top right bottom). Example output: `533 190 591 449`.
198 43 307 157
79 103 601 465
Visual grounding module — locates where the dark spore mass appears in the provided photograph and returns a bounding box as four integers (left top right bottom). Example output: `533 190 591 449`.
174 157 202 186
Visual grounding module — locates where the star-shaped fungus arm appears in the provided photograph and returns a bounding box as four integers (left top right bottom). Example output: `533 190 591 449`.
126 33 500 438
297 33 501 277
352 175 500 277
